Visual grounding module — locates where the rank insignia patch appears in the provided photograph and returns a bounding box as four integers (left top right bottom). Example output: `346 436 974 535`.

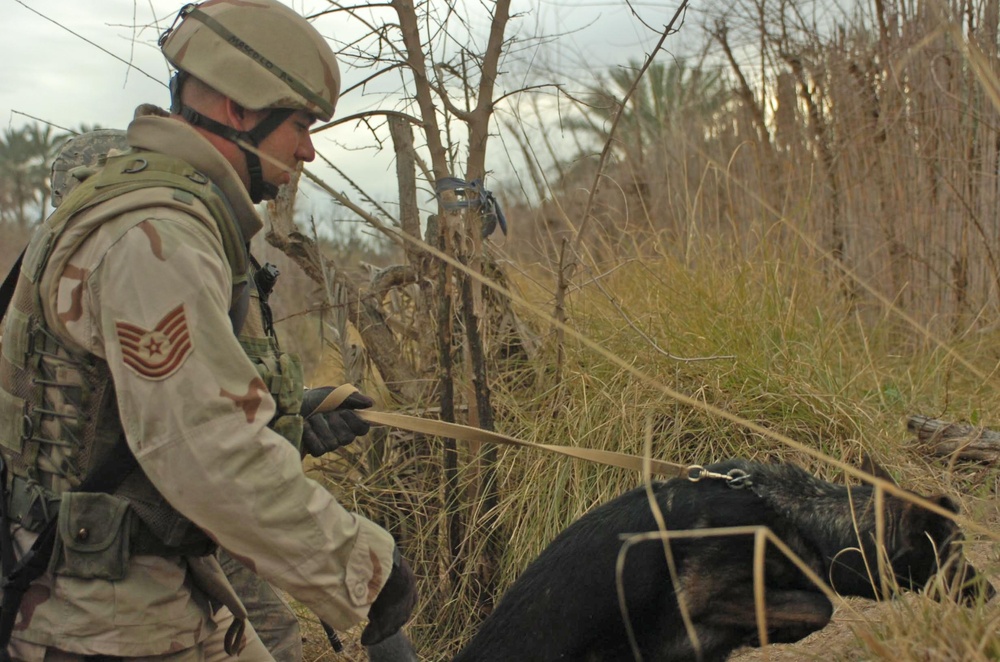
116 304 193 380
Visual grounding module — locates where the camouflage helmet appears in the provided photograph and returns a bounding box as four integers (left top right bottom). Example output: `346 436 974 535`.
50 129 130 208
159 1 341 122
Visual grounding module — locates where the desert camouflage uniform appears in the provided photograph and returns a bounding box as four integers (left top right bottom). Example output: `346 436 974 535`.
219 552 300 662
49 128 303 662
0 105 395 659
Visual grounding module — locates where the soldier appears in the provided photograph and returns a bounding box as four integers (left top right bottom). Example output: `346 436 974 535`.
49 130 304 662
0 2 417 661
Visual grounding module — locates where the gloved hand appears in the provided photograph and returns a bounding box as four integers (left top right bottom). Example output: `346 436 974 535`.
300 386 375 457
361 549 418 646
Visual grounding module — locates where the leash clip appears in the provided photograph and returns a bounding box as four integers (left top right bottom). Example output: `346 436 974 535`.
684 465 753 489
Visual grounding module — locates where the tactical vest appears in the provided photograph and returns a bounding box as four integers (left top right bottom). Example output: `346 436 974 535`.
0 149 305 576
239 259 306 453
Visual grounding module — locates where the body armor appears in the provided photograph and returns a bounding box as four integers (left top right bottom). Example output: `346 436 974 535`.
0 147 305 565
240 260 306 455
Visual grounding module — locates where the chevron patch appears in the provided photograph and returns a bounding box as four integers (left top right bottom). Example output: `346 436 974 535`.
115 304 193 380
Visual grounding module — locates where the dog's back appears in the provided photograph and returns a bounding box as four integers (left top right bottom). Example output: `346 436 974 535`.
454 461 828 661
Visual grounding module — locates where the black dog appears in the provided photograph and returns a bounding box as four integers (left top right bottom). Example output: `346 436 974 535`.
444 458 994 662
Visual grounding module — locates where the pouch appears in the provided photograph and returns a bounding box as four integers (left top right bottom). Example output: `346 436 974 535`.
49 491 132 580
275 351 304 414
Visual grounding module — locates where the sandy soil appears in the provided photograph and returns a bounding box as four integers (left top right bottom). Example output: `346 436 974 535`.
729 597 882 661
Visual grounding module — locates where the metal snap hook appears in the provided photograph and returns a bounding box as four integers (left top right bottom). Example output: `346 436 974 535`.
684 465 707 482
122 158 148 174
685 465 753 488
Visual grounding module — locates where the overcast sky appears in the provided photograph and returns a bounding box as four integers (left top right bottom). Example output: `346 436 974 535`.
1 0 695 220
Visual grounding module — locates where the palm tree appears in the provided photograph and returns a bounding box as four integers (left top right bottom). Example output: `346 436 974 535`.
0 123 68 226
26 123 66 222
570 58 732 164
0 126 38 226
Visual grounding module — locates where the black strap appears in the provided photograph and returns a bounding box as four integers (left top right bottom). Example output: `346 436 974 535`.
0 249 25 326
180 107 253 148
178 105 292 203
0 520 53 661
0 451 44 660
0 252 26 657
249 254 280 339
0 462 18 588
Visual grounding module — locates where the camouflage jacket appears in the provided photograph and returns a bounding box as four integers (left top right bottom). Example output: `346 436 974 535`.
3 105 395 657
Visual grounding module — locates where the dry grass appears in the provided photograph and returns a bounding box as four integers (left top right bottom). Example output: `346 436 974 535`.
300 242 1000 659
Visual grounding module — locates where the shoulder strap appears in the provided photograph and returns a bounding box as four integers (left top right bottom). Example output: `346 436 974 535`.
0 250 24 327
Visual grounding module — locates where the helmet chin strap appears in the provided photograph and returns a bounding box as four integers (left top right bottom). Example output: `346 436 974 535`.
170 72 293 203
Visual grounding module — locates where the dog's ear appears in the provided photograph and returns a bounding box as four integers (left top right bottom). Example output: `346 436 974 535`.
931 494 960 514
898 495 962 552
860 451 898 486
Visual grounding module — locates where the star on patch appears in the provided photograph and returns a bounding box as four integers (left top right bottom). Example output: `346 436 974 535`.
115 304 193 380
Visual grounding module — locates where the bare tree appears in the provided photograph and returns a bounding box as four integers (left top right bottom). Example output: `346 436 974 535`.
264 0 536 629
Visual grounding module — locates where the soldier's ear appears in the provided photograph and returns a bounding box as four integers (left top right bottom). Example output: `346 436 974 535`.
859 451 899 487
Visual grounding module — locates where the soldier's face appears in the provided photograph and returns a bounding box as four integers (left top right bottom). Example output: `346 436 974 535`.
256 109 317 187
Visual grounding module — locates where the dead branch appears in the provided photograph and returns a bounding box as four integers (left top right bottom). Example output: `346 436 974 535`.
266 173 424 404
313 109 423 135
389 116 424 266
907 415 1000 462
712 19 773 150
465 0 511 181
391 0 451 181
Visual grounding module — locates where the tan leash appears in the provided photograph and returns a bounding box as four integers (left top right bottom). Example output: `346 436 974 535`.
316 385 687 477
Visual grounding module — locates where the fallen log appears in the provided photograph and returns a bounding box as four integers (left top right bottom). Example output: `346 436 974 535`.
907 415 1000 462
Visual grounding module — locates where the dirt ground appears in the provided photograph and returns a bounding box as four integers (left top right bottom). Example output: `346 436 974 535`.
728 597 883 662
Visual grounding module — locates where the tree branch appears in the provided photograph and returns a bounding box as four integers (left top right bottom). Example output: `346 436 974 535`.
312 109 424 135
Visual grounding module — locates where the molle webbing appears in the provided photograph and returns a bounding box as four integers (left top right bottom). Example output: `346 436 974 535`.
50 150 249 284
238 263 306 452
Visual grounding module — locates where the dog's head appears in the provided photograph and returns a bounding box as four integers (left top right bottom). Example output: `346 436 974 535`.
884 493 995 604
834 454 996 604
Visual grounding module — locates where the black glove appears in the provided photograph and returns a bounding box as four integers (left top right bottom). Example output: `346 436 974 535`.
300 386 374 457
361 549 418 646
